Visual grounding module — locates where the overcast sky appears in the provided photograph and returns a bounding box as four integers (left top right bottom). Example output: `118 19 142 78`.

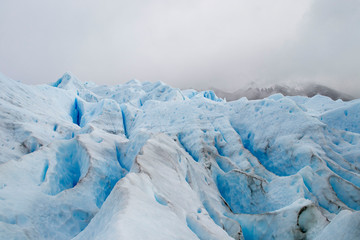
0 0 359 96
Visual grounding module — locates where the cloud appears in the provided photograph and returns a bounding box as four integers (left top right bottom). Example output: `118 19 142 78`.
259 0 360 96
0 0 358 96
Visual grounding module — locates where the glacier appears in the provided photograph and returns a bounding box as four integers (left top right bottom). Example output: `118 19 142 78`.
0 72 359 240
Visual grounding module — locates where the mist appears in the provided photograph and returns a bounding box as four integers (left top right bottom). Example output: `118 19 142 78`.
0 0 359 97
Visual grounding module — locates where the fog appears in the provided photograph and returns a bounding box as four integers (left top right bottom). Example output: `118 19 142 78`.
0 0 359 96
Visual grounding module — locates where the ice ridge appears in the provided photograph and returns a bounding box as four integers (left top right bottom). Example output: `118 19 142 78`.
0 72 359 240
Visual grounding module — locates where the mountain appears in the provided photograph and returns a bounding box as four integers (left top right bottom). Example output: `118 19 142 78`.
212 83 355 101
0 72 359 240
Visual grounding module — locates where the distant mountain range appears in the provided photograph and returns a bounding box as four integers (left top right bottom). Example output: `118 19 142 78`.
211 83 355 101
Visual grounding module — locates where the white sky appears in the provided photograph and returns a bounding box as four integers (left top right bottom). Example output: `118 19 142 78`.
0 0 359 96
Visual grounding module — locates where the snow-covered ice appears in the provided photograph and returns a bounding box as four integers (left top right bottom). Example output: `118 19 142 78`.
0 72 359 239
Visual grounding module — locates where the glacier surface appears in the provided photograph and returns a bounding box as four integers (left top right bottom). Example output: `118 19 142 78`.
0 72 359 240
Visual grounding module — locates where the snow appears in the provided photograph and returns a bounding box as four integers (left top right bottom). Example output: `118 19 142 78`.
0 72 359 239
314 210 360 240
74 134 233 240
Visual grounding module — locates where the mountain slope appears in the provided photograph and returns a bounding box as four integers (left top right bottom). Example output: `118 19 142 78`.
212 83 355 101
0 72 359 239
